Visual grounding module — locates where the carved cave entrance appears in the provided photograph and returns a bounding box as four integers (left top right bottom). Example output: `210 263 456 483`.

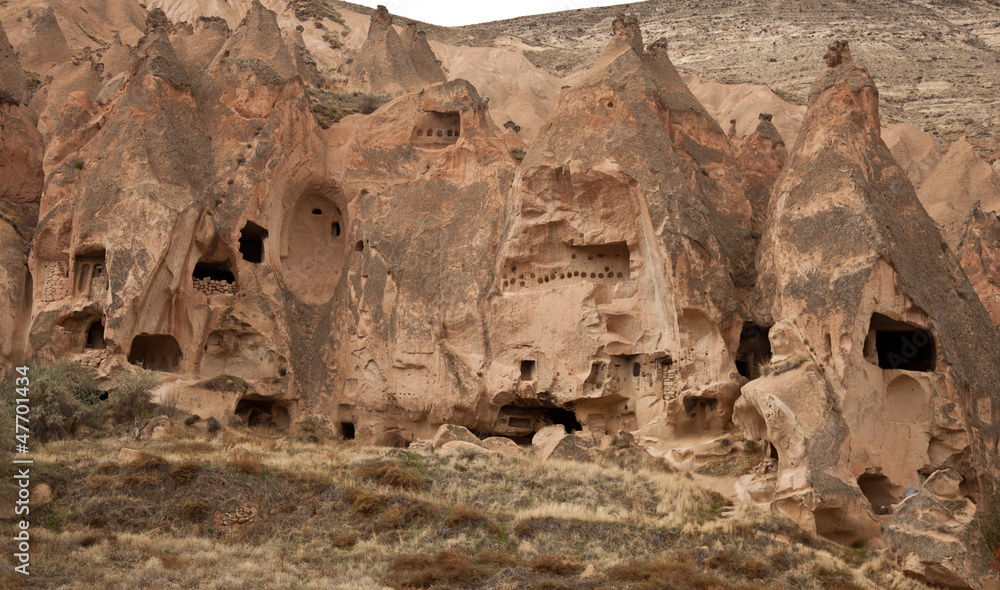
193 260 236 295
86 320 105 349
493 402 582 443
239 222 268 263
128 334 182 372
864 313 935 372
736 323 771 379
411 111 461 148
282 189 346 302
857 473 902 514
235 396 291 429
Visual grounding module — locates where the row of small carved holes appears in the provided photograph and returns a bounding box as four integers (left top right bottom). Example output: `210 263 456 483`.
416 129 460 138
502 268 625 288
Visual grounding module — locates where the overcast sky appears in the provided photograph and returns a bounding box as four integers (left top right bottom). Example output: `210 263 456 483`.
349 1 644 27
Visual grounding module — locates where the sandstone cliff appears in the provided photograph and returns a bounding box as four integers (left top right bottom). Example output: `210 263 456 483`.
742 40 1000 582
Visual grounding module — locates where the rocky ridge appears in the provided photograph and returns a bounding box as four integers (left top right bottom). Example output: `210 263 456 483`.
0 1 999 588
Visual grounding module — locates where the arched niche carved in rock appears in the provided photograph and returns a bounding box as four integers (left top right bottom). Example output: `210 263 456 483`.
281 187 347 303
410 111 461 149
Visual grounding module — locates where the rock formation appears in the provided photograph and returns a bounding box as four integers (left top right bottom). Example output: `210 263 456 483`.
917 136 1000 249
735 112 786 239
956 205 1000 329
347 5 445 95
1 3 1000 583
14 8 73 75
485 12 753 455
738 40 1000 583
0 21 28 106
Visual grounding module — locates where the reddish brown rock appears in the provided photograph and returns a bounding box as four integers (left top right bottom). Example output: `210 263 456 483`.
956 205 1000 328
14 8 72 75
735 112 786 239
347 5 444 94
485 14 752 456
740 41 1000 548
0 21 27 105
917 136 1000 249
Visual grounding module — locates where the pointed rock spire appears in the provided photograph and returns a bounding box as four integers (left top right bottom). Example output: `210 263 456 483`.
15 8 72 74
0 21 27 105
743 41 1000 553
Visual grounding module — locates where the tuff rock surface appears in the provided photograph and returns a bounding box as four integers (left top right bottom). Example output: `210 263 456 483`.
0 1 999 584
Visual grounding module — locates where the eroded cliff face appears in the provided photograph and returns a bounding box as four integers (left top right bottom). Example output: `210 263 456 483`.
742 42 1000 570
481 18 754 455
2 2 1000 577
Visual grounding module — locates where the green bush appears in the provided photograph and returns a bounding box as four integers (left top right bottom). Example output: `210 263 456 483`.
109 368 159 427
0 361 103 442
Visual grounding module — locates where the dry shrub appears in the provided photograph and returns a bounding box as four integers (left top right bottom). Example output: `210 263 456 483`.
606 556 731 588
331 533 357 548
170 462 201 485
86 474 116 492
476 549 517 568
445 504 490 528
356 461 425 490
814 566 864 590
180 499 210 521
704 551 741 576
744 558 769 581
373 495 438 532
529 554 583 576
345 487 383 515
228 452 263 474
123 452 169 488
389 550 491 588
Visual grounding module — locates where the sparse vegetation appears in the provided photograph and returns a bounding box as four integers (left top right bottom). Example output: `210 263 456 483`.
70 157 84 170
0 87 20 105
305 84 391 128
0 361 103 442
108 367 159 427
511 147 527 161
0 423 932 589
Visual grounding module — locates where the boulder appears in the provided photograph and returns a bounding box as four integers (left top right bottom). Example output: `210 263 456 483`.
541 434 593 463
31 483 52 505
531 424 567 450
481 436 525 455
431 424 482 450
886 471 989 590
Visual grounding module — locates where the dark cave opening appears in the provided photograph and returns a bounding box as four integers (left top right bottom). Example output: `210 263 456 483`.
865 313 935 372
239 221 268 264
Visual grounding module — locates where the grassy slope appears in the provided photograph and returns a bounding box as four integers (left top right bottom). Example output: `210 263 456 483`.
0 425 932 590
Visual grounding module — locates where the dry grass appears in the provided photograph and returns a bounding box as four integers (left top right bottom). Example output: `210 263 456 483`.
3 427 936 590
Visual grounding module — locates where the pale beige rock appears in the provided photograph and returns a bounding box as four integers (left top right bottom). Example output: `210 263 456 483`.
481 436 525 455
924 469 964 501
531 425 567 450
541 434 593 463
883 122 941 190
431 424 482 450
918 136 1000 248
14 8 72 75
886 474 987 590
